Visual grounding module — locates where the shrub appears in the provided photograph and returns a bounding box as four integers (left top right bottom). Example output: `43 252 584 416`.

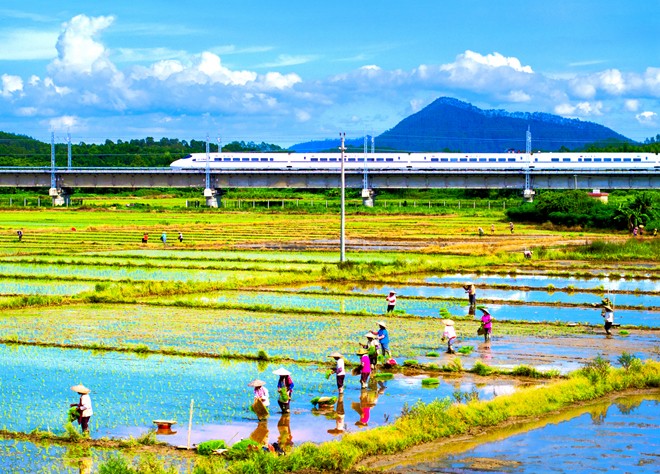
471 360 494 376
256 350 269 361
511 365 543 378
226 439 261 461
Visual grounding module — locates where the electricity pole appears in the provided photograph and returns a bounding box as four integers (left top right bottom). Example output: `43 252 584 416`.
340 132 346 263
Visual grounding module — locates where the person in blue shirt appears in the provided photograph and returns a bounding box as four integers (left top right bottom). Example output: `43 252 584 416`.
374 321 390 358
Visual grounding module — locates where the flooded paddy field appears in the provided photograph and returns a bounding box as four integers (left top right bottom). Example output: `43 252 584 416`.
0 278 96 296
166 288 660 327
382 393 660 473
1 304 657 368
0 344 524 446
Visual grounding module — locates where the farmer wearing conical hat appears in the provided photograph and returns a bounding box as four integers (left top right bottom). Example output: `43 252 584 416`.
357 349 371 389
441 319 457 354
70 384 93 433
364 332 380 367
328 352 346 393
373 321 390 358
478 307 493 344
273 368 294 414
463 283 476 307
248 379 270 421
601 304 615 336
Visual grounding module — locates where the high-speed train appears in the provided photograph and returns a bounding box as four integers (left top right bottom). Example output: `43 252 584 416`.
170 151 660 170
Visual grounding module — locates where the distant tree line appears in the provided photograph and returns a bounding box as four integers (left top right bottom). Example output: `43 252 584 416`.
506 190 660 231
0 132 284 167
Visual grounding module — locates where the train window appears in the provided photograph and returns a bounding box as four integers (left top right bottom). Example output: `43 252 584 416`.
623 158 631 162
242 158 250 162
633 158 641 162
261 158 269 162
431 158 439 162
563 158 571 162
320 158 327 162
479 158 487 162
488 158 496 162
367 158 375 162
329 158 337 162
551 158 559 162
376 158 384 162
347 158 356 162
594 158 601 162
603 158 611 162
251 158 259 162
232 158 240 162
223 158 231 161
214 158 221 161
450 158 457 162
584 158 592 162
386 158 394 162
310 158 318 162
614 158 621 162
184 154 192 158
498 158 506 162
507 158 516 162
441 158 448 162
460 158 468 162
469 158 477 162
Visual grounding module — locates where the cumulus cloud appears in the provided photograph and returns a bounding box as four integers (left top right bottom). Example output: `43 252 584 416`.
49 115 78 130
507 90 531 102
441 50 533 75
49 15 116 75
1 74 23 97
624 99 639 112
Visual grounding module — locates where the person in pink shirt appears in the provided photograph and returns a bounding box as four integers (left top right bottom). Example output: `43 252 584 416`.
358 349 371 389
385 291 397 312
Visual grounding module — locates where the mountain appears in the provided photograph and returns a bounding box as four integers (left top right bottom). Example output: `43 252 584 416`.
291 97 633 153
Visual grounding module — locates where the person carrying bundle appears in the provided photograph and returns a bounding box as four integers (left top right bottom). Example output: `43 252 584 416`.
273 368 294 414
69 384 93 433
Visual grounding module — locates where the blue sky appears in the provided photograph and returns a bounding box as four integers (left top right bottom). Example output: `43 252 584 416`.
0 0 658 146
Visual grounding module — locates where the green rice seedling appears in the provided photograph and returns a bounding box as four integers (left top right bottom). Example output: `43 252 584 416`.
442 357 463 372
373 372 393 380
471 359 494 376
421 378 440 386
457 345 473 355
619 330 630 335
511 365 543 378
226 439 262 461
402 359 419 367
426 351 439 357
197 439 228 455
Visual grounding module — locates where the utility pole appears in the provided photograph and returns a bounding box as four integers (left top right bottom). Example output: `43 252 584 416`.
67 133 72 169
340 132 346 263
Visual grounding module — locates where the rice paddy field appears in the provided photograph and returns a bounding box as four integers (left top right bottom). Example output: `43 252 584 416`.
0 206 657 473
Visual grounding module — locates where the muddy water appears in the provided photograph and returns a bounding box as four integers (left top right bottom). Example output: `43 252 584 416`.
0 344 524 447
385 393 660 473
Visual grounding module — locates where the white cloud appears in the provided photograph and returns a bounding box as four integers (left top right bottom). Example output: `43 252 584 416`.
258 54 317 68
1 74 23 97
295 109 311 122
554 101 603 117
598 69 626 94
194 52 257 86
636 111 657 125
507 90 531 102
261 72 301 90
49 14 116 75
624 99 639 112
49 115 78 130
441 50 534 75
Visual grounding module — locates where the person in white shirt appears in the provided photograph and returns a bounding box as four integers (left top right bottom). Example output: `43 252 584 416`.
442 319 457 354
70 384 93 433
386 291 397 312
329 352 345 393
602 304 615 336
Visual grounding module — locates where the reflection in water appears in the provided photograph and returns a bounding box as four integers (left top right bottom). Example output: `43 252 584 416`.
588 405 608 424
327 393 346 436
249 420 269 446
277 413 293 452
352 387 380 427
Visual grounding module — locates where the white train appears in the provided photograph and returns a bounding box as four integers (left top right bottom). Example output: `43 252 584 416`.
170 151 660 170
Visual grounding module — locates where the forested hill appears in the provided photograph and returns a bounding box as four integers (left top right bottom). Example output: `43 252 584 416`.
375 97 632 152
0 133 283 167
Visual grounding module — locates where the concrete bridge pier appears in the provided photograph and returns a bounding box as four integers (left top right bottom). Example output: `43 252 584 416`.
49 187 70 206
362 188 375 207
204 188 218 208
523 189 536 202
